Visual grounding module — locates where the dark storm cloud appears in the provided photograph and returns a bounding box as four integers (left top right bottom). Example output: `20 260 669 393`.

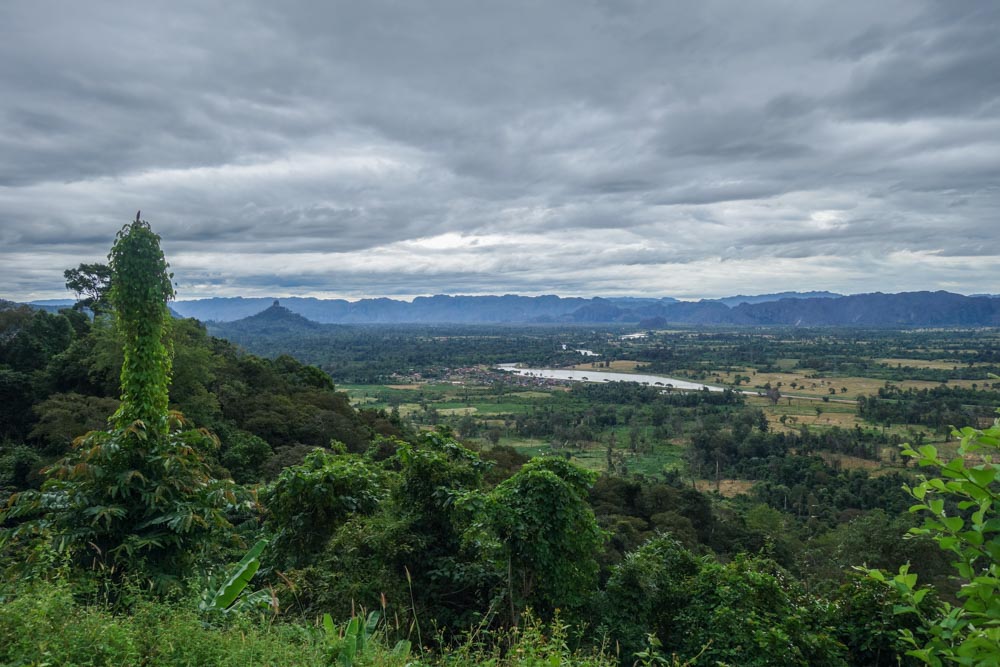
836 4 1000 121
1 0 998 301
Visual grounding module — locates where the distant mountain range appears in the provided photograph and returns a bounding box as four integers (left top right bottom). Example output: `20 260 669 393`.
173 291 1000 328
167 294 683 324
636 291 1000 327
14 291 1000 327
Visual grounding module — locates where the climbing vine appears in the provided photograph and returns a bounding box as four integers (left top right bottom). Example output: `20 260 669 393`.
107 219 175 434
1 216 238 590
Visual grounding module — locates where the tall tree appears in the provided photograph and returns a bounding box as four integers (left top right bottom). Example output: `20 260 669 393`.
107 220 174 434
3 217 236 589
63 262 112 317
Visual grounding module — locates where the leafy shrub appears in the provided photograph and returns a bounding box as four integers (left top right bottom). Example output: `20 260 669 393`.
865 416 1000 665
468 457 605 623
673 555 846 666
3 415 242 589
218 426 273 483
830 576 929 667
599 533 701 660
262 447 385 569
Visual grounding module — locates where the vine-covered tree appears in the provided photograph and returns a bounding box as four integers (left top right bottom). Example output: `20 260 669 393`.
2 217 239 589
107 221 175 434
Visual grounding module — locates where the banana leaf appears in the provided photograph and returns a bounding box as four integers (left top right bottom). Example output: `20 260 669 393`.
207 538 268 611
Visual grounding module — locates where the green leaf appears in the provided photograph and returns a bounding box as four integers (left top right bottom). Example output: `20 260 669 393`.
942 516 964 532
390 640 411 660
210 538 267 610
339 636 357 667
968 467 996 489
918 445 938 461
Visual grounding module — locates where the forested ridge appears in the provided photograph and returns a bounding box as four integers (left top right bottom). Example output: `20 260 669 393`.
1 221 998 666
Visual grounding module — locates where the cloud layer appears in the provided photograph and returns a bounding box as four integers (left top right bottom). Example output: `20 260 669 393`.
1 0 998 300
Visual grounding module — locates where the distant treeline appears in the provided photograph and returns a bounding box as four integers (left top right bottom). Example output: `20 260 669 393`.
857 384 1000 431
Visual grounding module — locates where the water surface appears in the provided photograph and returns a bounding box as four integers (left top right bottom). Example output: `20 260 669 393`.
496 364 721 392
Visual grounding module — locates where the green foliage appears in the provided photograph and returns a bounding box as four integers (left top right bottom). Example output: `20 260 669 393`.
168 317 222 426
219 427 273 483
107 219 175 434
0 368 35 441
262 448 385 568
426 611 615 667
199 538 272 616
0 444 42 492
0 581 618 667
278 433 496 625
601 534 847 666
0 581 329 666
29 392 120 454
64 262 113 316
221 352 370 454
802 509 949 591
381 432 495 627
865 416 1000 665
674 555 846 666
830 576 929 667
0 306 76 377
4 415 241 588
469 457 605 621
1 219 241 589
599 534 702 659
320 609 412 667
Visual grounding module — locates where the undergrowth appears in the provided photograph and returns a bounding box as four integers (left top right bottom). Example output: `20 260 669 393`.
0 582 618 667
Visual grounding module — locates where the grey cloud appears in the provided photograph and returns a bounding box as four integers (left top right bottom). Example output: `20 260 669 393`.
836 5 1000 121
1 0 998 301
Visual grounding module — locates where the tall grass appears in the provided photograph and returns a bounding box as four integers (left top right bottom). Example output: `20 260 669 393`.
0 582 618 667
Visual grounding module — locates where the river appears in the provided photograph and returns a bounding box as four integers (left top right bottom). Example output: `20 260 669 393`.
495 364 722 392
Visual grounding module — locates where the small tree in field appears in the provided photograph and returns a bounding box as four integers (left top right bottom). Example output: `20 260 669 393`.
3 217 238 589
864 414 1000 665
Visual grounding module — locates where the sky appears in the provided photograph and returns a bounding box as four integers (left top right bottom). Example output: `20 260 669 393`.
1 1 998 302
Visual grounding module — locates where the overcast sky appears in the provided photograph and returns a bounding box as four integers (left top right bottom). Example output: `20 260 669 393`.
1 1 998 302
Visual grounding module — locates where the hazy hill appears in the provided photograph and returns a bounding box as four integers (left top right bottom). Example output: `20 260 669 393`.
732 291 1000 326
710 291 842 308
631 291 1000 327
218 300 322 335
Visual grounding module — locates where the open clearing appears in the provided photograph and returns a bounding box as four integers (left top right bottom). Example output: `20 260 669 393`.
709 368 984 398
695 479 755 497
438 407 478 415
876 358 966 369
